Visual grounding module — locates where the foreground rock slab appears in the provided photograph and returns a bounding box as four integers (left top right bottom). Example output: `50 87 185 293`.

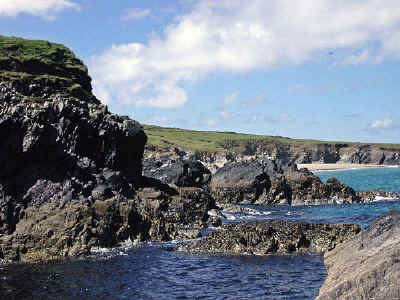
317 210 400 300
179 220 360 255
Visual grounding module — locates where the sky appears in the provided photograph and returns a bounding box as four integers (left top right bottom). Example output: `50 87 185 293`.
1 0 400 143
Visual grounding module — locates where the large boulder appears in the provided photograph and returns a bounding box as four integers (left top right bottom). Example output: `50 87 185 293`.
143 157 211 187
317 210 400 300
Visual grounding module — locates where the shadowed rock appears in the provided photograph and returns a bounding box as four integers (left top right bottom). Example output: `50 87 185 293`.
317 210 400 300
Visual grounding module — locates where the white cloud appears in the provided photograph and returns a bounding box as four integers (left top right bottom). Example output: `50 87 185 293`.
223 91 238 104
0 0 79 19
91 0 400 108
122 8 151 21
370 118 393 129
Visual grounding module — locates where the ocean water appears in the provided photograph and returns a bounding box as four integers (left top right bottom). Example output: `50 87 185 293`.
315 166 400 193
1 167 400 299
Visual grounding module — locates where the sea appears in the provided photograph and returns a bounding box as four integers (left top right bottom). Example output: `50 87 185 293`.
1 167 400 299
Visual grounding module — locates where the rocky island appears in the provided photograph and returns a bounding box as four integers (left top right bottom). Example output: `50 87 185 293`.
0 35 399 299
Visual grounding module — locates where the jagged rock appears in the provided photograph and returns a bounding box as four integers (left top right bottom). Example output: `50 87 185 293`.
0 79 147 236
179 220 360 255
290 176 361 205
143 158 211 187
210 159 300 204
317 210 400 300
209 158 361 205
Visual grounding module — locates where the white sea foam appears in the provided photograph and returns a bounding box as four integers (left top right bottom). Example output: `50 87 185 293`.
373 196 399 202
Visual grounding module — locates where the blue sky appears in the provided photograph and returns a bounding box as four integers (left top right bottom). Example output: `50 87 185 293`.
1 0 400 143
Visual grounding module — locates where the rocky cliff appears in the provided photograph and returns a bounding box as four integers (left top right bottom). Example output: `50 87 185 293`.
317 210 400 299
0 36 216 262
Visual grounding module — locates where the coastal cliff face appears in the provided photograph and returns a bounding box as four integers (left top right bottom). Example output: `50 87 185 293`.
0 37 215 262
146 140 400 170
317 210 400 299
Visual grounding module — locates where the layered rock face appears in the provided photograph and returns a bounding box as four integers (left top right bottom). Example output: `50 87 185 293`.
179 220 361 255
0 37 215 262
317 210 400 300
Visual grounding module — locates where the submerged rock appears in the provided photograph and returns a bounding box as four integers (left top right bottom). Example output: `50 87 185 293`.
317 210 400 300
179 220 360 255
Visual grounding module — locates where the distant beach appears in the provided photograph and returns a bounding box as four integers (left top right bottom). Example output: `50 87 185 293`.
298 163 399 172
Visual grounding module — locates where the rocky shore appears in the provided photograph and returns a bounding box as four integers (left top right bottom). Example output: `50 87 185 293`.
0 37 399 300
179 220 361 255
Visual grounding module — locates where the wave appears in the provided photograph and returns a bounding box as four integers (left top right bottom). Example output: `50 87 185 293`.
373 196 400 202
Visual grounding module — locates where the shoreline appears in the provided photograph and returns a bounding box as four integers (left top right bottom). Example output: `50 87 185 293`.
298 163 399 172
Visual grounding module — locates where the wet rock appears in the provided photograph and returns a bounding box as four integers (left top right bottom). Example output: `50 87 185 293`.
179 220 360 255
317 210 400 300
356 189 400 202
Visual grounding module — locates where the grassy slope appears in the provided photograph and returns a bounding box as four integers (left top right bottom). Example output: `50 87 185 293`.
0 35 86 72
0 35 91 97
144 125 400 152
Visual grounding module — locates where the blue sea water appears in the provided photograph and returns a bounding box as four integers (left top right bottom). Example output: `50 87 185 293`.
315 166 400 193
1 167 400 299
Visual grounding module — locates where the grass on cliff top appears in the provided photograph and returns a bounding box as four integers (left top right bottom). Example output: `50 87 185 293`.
143 124 400 152
0 35 87 72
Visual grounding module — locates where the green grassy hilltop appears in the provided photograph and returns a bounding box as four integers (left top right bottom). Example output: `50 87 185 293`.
0 35 91 96
143 124 400 152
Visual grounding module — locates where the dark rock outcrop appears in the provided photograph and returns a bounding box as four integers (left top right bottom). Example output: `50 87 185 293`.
144 152 394 206
317 210 400 300
179 220 360 255
209 159 361 205
0 79 146 236
143 158 211 187
0 36 216 263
